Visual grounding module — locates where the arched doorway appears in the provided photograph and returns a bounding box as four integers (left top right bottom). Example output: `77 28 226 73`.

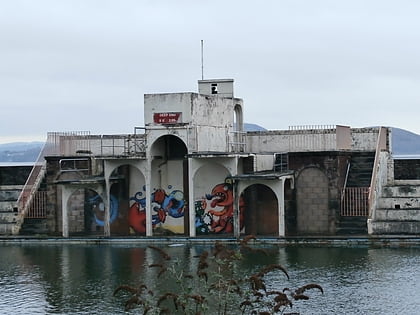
66 188 109 236
150 135 189 235
296 167 329 234
243 184 278 236
108 164 145 236
193 163 233 235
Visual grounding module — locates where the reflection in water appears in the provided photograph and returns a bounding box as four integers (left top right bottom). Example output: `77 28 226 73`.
0 244 419 314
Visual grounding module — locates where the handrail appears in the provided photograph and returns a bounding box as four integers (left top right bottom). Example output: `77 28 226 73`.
368 127 388 218
17 140 49 219
340 160 351 205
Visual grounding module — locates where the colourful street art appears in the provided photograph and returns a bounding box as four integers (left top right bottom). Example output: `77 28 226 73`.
128 189 147 234
87 194 119 227
128 185 186 235
195 182 244 234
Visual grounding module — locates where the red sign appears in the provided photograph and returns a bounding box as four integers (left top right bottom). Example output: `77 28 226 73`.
153 112 182 124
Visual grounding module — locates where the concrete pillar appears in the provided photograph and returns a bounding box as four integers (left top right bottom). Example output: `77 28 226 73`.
188 157 196 237
278 179 285 237
145 159 152 236
61 186 70 237
104 178 111 237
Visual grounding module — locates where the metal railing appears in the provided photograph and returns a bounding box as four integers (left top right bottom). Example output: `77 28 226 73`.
59 158 91 174
274 153 289 172
288 125 337 152
341 187 370 216
17 131 92 220
229 130 247 152
25 191 47 218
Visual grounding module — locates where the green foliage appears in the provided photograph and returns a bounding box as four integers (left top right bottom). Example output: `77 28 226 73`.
113 236 323 314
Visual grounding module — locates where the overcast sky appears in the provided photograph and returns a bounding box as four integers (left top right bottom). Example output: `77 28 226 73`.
2 0 420 143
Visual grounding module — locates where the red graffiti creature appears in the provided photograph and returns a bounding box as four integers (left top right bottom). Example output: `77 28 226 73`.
206 183 236 233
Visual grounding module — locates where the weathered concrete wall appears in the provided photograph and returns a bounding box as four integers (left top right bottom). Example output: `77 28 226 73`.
195 126 229 152
246 131 290 153
254 154 275 172
246 127 381 153
144 93 194 126
144 93 242 129
351 128 380 151
144 93 243 153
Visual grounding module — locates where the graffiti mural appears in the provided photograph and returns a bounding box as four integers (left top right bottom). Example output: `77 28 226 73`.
128 185 186 235
195 182 244 234
87 194 119 227
128 188 147 234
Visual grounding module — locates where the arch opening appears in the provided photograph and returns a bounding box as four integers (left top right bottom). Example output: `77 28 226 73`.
242 184 278 236
150 135 189 236
66 188 109 236
193 163 238 235
109 164 146 236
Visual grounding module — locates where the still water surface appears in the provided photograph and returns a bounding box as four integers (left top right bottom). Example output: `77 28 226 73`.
0 243 419 314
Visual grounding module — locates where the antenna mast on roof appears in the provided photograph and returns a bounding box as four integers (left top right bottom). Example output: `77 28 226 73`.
201 40 204 80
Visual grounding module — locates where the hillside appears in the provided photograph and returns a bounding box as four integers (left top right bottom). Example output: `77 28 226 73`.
391 128 420 156
0 142 44 162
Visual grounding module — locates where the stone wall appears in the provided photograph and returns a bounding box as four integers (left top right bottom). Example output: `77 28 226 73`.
288 152 349 234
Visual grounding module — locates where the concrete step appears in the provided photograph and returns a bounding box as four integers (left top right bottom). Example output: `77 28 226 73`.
382 185 420 198
374 209 420 221
337 216 368 235
377 196 420 209
0 211 19 224
19 218 48 235
0 222 16 234
368 220 420 234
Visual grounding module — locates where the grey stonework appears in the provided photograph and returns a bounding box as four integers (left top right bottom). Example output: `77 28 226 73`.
296 167 330 234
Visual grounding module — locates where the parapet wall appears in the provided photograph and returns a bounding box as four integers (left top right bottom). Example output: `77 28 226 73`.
246 127 381 153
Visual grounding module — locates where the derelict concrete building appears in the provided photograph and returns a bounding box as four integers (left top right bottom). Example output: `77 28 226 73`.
3 79 420 237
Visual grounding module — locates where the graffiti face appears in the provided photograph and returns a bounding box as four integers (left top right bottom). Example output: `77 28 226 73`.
195 182 244 234
207 183 234 214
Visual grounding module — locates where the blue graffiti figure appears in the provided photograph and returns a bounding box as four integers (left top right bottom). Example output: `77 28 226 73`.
88 194 119 226
130 191 146 209
151 189 185 225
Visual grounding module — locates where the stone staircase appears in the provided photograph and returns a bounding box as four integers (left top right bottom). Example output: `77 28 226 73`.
0 185 24 235
19 218 48 235
369 185 420 234
337 152 375 235
346 153 375 187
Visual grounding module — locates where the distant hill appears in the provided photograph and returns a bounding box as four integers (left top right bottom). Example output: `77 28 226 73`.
391 128 420 156
244 123 267 132
0 127 419 162
0 142 44 162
